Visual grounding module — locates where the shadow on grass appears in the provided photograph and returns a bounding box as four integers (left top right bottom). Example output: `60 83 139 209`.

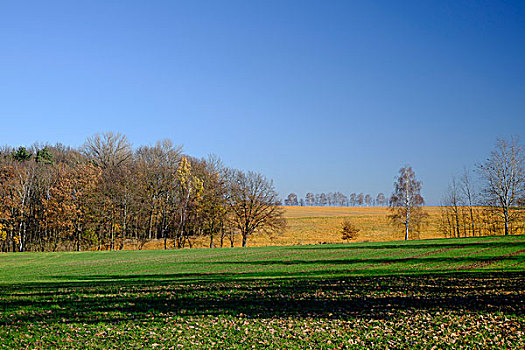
290 237 525 251
1 271 524 325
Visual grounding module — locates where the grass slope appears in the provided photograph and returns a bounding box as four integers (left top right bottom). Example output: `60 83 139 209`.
1 235 524 349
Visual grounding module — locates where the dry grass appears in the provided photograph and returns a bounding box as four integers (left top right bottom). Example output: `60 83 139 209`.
271 206 444 246
120 206 517 249
178 206 444 248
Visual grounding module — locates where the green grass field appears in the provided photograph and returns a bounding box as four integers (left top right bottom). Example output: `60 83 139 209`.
1 235 524 349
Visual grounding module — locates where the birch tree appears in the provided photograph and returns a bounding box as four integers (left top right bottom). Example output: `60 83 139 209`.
388 166 427 240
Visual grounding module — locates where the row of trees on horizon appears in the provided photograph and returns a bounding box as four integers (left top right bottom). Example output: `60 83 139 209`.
283 137 525 241
0 132 285 253
283 192 387 207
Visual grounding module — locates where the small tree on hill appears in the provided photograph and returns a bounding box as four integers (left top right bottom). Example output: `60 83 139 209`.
341 219 360 241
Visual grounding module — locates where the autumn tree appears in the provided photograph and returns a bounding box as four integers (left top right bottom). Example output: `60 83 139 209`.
478 137 525 235
135 140 182 244
388 166 427 240
194 156 229 248
83 132 135 250
174 156 203 248
228 170 285 247
341 219 360 241
44 163 101 251
0 166 17 252
0 133 285 252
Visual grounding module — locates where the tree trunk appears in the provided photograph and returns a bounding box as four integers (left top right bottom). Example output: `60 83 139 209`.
110 219 115 251
504 208 509 235
469 207 475 236
405 207 410 241
75 219 81 252
148 205 154 240
454 206 460 238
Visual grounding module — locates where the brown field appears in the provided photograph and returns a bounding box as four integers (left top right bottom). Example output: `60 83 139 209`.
258 206 445 246
135 206 445 249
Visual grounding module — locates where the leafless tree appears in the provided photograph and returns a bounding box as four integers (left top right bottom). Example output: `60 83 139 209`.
478 137 525 235
83 132 132 169
228 170 285 247
319 193 327 206
349 193 356 206
376 193 386 206
305 193 315 206
356 193 364 206
443 177 464 238
389 166 427 240
284 193 298 206
461 168 478 236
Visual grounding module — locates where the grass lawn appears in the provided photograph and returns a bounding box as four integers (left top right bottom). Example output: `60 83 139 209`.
1 235 524 349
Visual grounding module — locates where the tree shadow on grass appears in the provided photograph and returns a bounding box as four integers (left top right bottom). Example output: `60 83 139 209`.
1 271 523 325
290 238 525 251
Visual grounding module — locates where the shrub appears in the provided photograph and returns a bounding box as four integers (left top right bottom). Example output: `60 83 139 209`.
341 219 360 241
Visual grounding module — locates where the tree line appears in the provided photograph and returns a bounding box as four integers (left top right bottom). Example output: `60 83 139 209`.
284 192 387 207
0 132 285 252
441 137 525 237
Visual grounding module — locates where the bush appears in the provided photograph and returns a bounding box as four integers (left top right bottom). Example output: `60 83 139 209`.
341 219 360 241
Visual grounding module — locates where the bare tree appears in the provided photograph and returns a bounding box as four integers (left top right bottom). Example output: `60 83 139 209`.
389 166 427 240
319 193 327 206
364 194 372 206
83 132 132 169
443 177 464 238
305 193 315 206
349 193 356 206
356 193 364 206
376 193 386 206
228 170 285 247
284 193 298 206
478 137 525 235
461 168 478 236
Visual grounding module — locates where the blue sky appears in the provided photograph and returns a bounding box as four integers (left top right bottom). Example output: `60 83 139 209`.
1 1 524 204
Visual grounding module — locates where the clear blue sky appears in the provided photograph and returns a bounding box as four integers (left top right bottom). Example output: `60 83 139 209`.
1 1 524 204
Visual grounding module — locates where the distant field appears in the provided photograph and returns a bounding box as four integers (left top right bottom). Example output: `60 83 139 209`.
179 206 445 249
1 235 524 348
248 206 444 247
